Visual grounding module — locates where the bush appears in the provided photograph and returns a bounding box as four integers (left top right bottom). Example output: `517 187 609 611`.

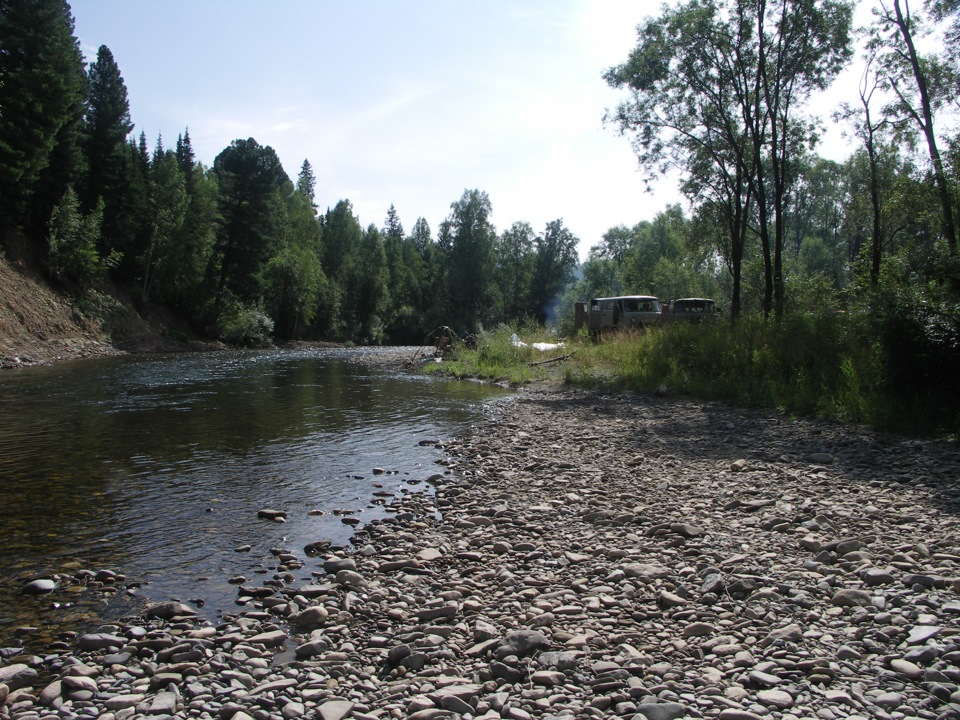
859 275 960 431
219 307 274 347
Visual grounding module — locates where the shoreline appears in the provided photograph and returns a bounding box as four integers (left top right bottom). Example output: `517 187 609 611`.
2 386 959 719
0 340 430 372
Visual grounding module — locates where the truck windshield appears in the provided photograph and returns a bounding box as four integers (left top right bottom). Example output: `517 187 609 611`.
623 299 655 312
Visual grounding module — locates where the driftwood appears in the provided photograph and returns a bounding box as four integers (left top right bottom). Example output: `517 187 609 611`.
528 351 576 367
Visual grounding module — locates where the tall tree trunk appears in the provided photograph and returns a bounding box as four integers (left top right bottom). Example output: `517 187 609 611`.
891 0 957 253
868 136 883 285
754 0 774 319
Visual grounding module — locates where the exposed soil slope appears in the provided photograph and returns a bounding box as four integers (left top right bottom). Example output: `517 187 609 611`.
0 236 216 369
0 240 117 368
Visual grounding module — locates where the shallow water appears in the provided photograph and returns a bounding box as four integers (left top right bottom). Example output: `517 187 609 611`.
0 348 511 649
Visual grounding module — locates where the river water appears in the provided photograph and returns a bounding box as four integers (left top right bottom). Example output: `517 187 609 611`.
0 348 511 649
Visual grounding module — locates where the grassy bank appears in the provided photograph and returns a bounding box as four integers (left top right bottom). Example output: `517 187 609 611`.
430 316 960 435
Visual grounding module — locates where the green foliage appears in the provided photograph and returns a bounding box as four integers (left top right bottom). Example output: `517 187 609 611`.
0 0 86 226
870 0 958 251
446 189 497 331
263 245 326 339
855 252 960 430
167 162 218 313
218 305 274 347
48 186 111 285
529 219 580 325
296 159 316 208
84 45 133 208
558 301 959 433
382 209 438 343
141 147 188 300
321 199 362 279
606 0 854 318
426 323 551 385
209 138 289 320
7 0 960 416
496 221 536 322
83 44 137 268
347 224 389 344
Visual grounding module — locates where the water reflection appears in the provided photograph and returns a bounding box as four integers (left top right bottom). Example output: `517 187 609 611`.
0 349 510 648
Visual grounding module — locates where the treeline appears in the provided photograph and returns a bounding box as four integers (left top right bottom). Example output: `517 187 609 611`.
0 0 579 346
553 0 960 429
3 0 960 425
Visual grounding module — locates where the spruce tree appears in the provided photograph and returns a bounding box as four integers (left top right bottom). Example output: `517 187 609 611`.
134 131 150 178
209 138 289 318
175 129 196 194
83 44 135 261
383 203 404 241
0 0 86 231
175 129 195 175
84 45 133 206
296 159 316 209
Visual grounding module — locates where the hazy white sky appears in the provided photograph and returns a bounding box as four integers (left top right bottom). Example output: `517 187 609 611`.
71 1 864 260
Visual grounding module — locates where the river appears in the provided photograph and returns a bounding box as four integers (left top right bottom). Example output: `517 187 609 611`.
0 348 511 650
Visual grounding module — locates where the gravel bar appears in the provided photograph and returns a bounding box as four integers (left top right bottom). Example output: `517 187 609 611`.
2 387 960 720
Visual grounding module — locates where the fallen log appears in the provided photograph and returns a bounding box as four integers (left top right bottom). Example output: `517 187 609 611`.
529 351 576 367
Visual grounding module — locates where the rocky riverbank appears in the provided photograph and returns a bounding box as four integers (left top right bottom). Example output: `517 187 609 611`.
2 387 960 720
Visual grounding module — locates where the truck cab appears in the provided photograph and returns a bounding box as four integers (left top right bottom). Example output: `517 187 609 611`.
666 298 718 322
587 295 662 335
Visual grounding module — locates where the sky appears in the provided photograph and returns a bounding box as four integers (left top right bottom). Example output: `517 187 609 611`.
70 1 865 261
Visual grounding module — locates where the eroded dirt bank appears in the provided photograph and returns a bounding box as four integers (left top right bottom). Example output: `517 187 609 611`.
2 387 959 720
0 246 117 368
0 243 222 369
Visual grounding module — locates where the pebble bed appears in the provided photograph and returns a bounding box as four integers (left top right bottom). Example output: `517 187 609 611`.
2 387 960 720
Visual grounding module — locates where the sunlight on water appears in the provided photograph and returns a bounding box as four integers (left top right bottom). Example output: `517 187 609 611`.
0 349 511 648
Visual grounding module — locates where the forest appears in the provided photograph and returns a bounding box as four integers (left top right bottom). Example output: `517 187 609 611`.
1 0 959 428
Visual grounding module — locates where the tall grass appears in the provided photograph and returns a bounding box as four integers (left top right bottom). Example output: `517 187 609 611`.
429 312 959 435
561 312 957 433
566 315 868 412
424 323 558 385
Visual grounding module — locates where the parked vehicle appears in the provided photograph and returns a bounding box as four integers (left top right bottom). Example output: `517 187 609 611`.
664 298 719 322
582 295 663 335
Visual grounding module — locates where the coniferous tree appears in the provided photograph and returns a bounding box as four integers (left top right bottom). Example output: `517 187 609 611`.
296 159 316 210
406 216 445 338
83 45 133 210
321 199 361 280
48 185 104 285
175 130 195 177
318 200 362 338
410 217 432 256
209 138 289 320
83 44 139 275
383 204 403 241
134 131 150 177
0 0 86 233
382 205 425 342
264 170 325 339
350 224 388 342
